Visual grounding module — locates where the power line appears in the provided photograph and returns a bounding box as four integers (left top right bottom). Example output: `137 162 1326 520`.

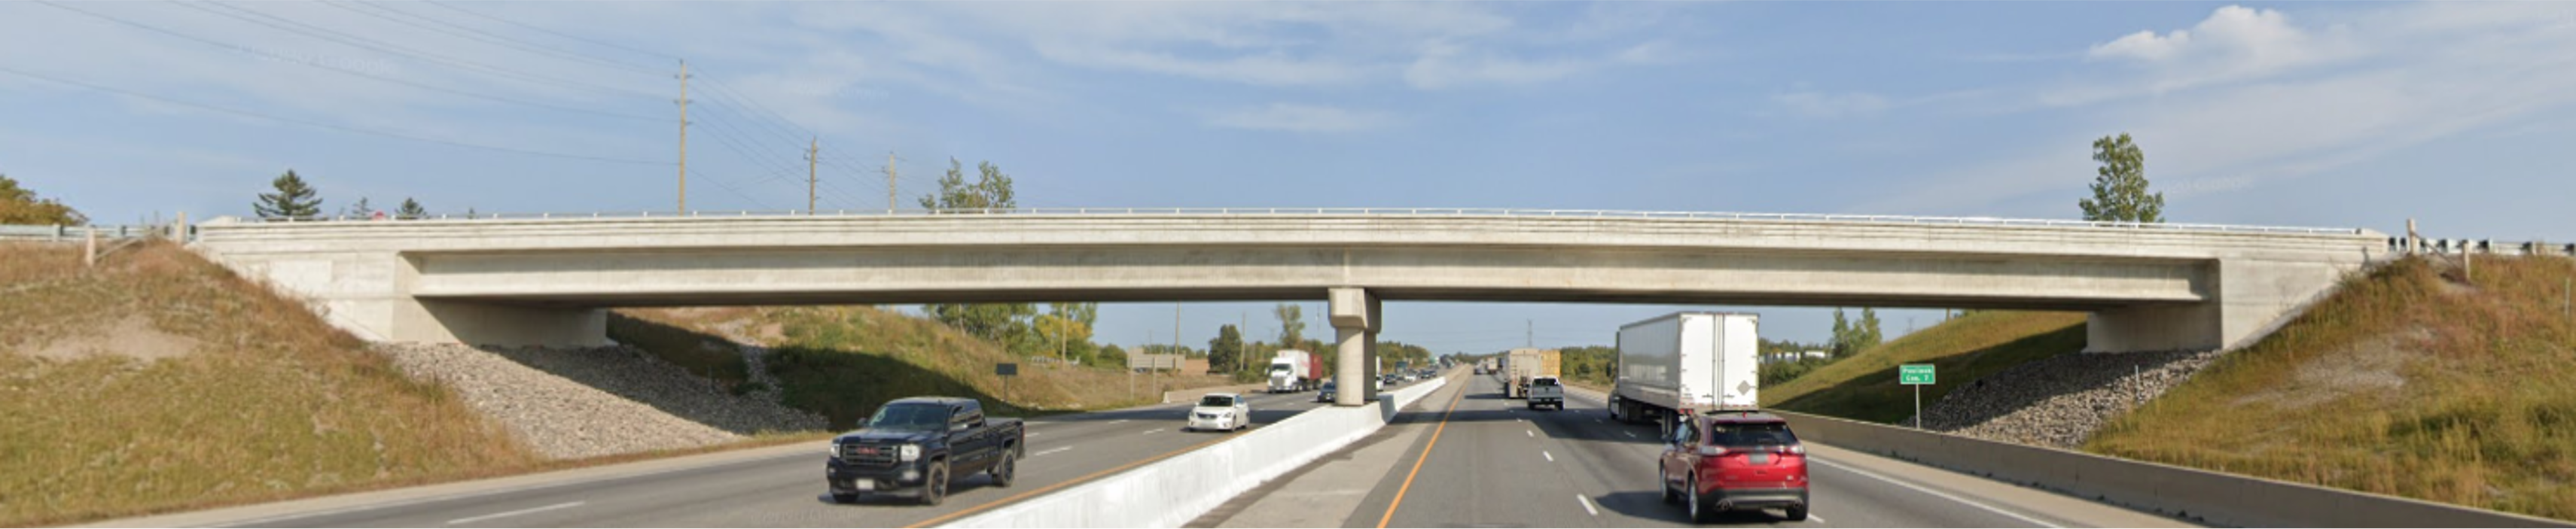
232 1 663 100
330 1 666 76
0 65 668 166
690 75 936 193
41 1 660 122
689 114 874 207
422 1 679 62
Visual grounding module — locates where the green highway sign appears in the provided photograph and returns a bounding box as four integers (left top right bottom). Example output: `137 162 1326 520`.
1899 364 1935 385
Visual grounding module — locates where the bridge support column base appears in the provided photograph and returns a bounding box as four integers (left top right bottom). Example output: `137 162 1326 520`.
396 299 609 348
1331 287 1380 406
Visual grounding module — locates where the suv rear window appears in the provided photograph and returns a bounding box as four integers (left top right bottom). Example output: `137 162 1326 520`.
1532 379 1559 386
1706 421 1799 447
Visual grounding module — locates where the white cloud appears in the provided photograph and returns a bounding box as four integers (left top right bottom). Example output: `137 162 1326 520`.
1868 2 2576 217
1208 103 1393 133
2064 5 2351 100
1403 41 1590 90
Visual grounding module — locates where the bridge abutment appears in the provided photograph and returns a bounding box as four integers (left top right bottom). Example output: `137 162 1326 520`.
402 299 609 347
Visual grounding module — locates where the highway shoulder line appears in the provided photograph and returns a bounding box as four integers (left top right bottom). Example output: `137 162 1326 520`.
1371 376 1469 528
443 501 583 525
1811 457 2062 527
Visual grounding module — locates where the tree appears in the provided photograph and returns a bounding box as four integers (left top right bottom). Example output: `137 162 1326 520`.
0 174 87 225
1035 303 1099 362
253 169 323 220
343 197 376 219
1829 308 1853 358
1856 308 1885 353
1273 303 1306 346
397 198 428 220
917 159 1017 212
1098 344 1128 367
1208 324 1245 375
918 158 1038 351
2080 132 2164 223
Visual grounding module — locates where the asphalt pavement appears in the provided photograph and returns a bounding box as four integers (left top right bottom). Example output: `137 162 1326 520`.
1323 375 2190 528
206 386 1365 528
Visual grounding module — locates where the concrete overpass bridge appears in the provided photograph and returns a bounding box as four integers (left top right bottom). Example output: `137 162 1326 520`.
191 208 2385 406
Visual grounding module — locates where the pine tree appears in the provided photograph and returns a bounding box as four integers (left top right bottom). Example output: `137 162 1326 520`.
343 197 376 219
253 169 323 220
397 198 428 220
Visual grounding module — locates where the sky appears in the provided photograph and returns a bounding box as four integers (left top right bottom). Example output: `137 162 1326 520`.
5 2 2573 353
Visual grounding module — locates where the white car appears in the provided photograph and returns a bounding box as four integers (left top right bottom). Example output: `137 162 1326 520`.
1185 393 1250 432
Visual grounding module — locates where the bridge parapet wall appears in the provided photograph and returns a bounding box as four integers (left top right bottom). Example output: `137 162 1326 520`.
191 213 2382 350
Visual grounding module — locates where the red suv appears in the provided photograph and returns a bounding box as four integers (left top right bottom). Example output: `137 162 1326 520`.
1659 409 1809 522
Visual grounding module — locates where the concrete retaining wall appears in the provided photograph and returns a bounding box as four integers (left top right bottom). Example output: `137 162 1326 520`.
1772 411 2570 527
944 378 1449 528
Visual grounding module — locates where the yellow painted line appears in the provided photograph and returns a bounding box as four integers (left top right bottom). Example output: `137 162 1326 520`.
1375 375 1469 528
905 427 1251 528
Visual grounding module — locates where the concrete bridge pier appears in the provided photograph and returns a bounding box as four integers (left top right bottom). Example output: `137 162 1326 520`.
1330 287 1380 407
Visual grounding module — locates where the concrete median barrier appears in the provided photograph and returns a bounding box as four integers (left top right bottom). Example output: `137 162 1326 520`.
942 378 1449 528
1772 411 2570 527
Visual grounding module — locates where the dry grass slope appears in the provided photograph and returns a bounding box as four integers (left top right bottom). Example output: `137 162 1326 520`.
618 306 1228 430
0 242 538 526
1764 310 2089 424
2089 257 2576 520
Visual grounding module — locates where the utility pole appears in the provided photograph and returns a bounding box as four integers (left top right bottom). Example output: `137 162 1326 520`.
806 137 819 214
886 151 899 213
675 59 690 214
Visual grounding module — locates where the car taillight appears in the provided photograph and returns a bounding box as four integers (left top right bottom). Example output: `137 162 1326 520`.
1696 445 1727 457
1785 444 1806 455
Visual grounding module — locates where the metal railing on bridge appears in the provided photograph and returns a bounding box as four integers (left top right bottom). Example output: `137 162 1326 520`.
0 223 191 243
234 207 2371 236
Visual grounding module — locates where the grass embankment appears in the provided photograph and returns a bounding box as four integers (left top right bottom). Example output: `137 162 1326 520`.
0 242 537 526
2089 257 2576 520
1764 310 2087 423
617 306 1228 430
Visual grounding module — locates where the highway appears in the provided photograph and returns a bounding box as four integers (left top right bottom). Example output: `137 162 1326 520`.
210 386 1368 528
1334 374 2189 528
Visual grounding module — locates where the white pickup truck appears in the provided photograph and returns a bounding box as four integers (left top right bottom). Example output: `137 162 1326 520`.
1525 376 1565 410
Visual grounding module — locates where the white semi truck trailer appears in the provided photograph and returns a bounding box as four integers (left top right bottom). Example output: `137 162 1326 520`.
1266 349 1319 393
1608 312 1761 428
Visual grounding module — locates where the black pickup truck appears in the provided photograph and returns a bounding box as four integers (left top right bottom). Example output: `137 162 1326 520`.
826 397 1025 506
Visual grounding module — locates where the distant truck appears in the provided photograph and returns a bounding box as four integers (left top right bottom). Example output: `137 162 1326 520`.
1609 312 1761 429
1501 348 1562 399
1267 349 1321 393
827 397 1025 506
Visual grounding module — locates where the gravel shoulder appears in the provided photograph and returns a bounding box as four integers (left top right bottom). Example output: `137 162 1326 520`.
1913 348 2221 448
376 344 827 460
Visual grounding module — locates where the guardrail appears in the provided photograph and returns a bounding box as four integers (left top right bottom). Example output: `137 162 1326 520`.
225 208 2369 236
2392 236 2576 257
1770 410 2571 527
942 377 1450 528
0 223 189 242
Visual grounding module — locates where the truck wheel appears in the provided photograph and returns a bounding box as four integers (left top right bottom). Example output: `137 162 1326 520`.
919 461 949 506
990 451 1017 488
